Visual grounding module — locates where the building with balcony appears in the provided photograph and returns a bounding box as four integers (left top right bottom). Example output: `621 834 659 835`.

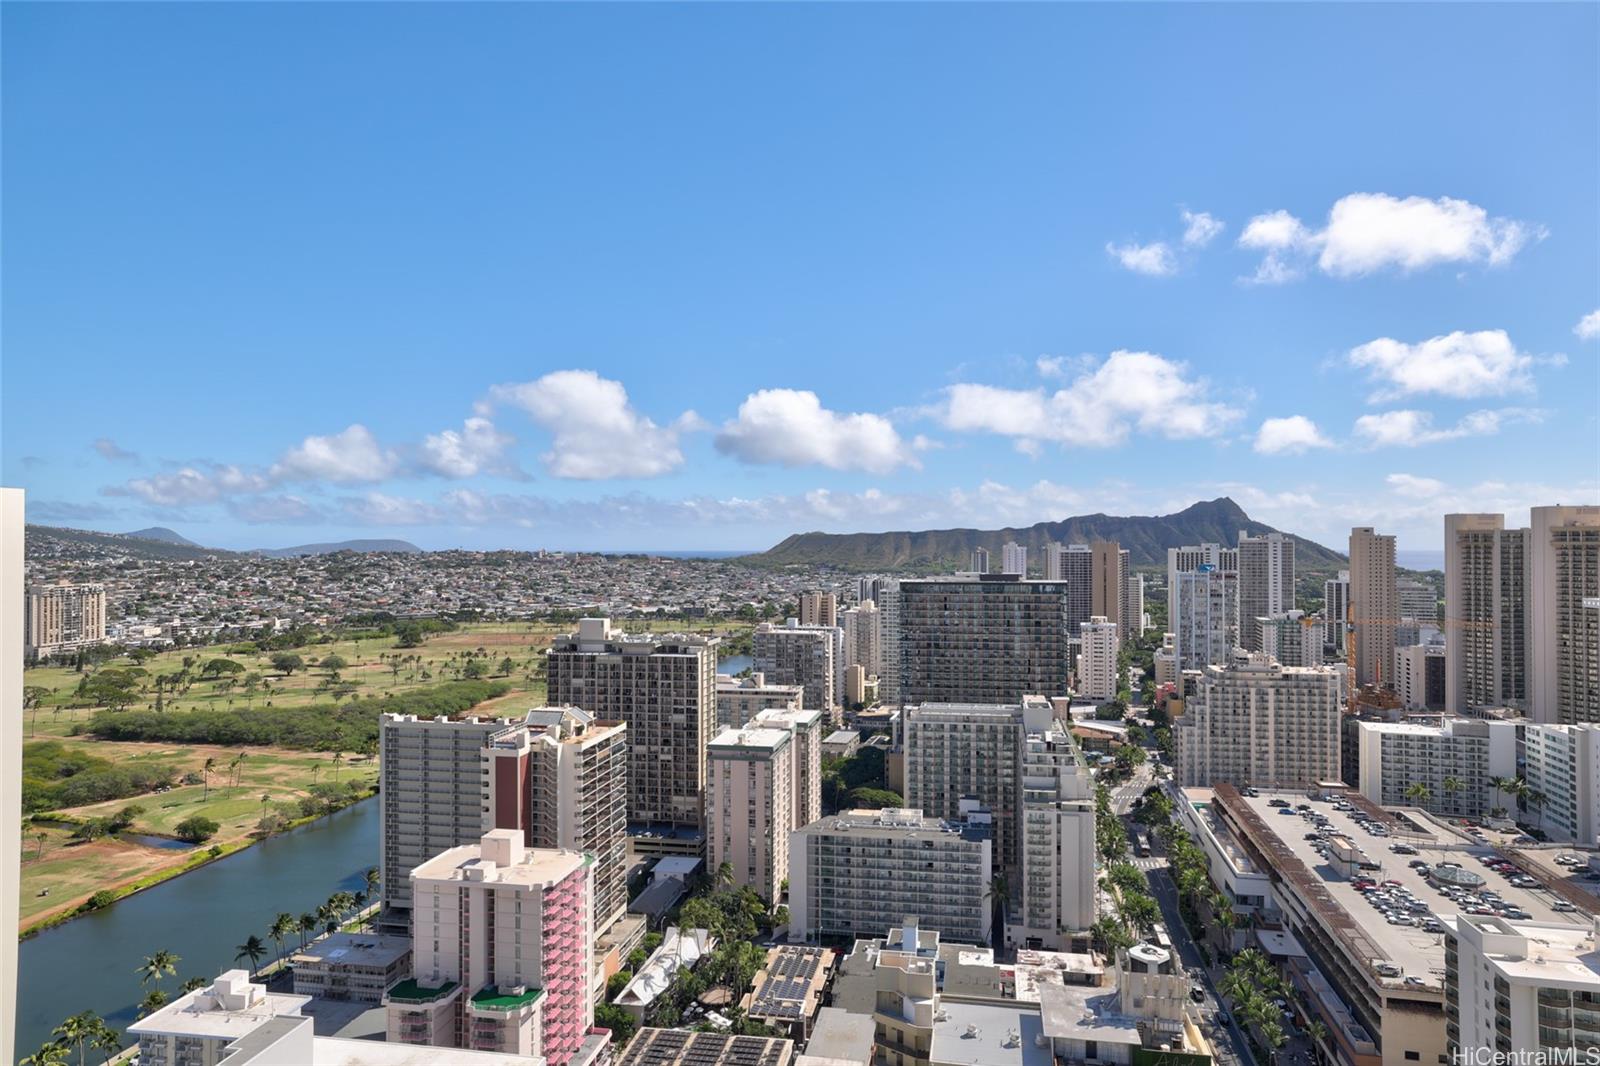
1176 652 1342 789
24 582 107 659
1239 532 1296 652
754 621 840 725
290 932 412 1003
1354 718 1518 819
717 671 804 731
789 809 991 946
1442 913 1600 1059
1522 722 1600 845
1076 617 1119 701
388 831 593 1066
546 618 718 833
895 575 1074 705
707 724 794 902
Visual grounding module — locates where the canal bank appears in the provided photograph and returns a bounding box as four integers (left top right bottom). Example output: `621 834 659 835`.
15 797 379 1061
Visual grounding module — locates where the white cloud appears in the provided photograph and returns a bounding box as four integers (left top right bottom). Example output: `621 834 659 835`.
117 465 272 506
418 417 517 478
340 492 443 526
1347 330 1536 400
1576 310 1600 340
942 350 1242 449
1351 407 1541 448
1105 241 1177 277
714 389 917 474
1237 194 1542 282
490 370 695 480
1385 473 1446 497
1253 415 1333 455
273 424 398 484
93 438 138 462
227 495 320 523
1181 209 1224 248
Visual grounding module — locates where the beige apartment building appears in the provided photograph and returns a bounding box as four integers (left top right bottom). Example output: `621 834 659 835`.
1176 651 1342 789
798 590 838 628
1238 531 1295 652
546 618 718 831
751 706 824 830
707 724 795 902
24 582 107 658
1076 616 1119 701
1529 505 1600 724
388 831 593 1066
1350 527 1399 690
716 671 803 731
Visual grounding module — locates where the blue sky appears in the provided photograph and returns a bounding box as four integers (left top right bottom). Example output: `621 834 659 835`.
4 3 1595 553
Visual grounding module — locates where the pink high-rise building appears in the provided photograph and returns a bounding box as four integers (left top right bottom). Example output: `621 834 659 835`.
386 830 594 1066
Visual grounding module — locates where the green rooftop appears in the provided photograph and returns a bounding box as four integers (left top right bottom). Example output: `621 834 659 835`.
387 978 459 1004
470 985 545 1012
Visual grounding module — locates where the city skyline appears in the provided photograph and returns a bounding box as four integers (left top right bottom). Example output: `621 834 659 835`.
4 3 1597 553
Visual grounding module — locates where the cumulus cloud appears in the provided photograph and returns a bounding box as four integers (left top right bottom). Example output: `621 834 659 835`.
490 370 696 479
115 465 273 506
1181 209 1224 248
941 350 1242 450
1576 310 1600 340
93 438 139 462
714 389 917 474
1347 330 1537 401
418 417 517 478
273 425 398 484
1105 241 1176 277
1385 473 1446 497
1237 193 1542 282
1351 408 1541 448
1253 415 1333 455
340 492 443 526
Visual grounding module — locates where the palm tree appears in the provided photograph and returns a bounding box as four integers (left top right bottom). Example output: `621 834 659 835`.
136 950 180 996
137 990 169 1019
19 1042 70 1066
202 757 216 801
270 913 298 965
331 752 344 781
985 872 1011 949
180 976 207 994
715 861 734 889
1404 782 1431 809
260 793 271 824
35 832 48 862
235 935 268 974
299 913 318 949
49 1011 99 1066
89 1019 122 1065
1305 1018 1329 1064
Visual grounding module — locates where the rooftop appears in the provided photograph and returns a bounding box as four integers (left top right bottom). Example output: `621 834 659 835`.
290 932 411 970
796 1008 874 1064
746 946 835 1022
1446 914 1600 988
930 999 1052 1066
129 971 309 1041
709 726 792 752
1219 786 1591 994
411 833 586 889
1037 982 1143 1047
470 985 545 1012
385 978 460 1005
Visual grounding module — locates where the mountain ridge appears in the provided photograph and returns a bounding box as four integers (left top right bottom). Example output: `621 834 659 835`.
741 497 1347 571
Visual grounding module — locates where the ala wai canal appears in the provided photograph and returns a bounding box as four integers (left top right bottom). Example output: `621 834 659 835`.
15 798 379 1060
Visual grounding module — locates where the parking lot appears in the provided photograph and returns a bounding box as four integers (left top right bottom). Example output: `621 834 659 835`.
1240 790 1589 987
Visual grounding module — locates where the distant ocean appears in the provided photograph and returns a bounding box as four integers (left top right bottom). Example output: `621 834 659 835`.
616 549 755 559
1397 549 1445 571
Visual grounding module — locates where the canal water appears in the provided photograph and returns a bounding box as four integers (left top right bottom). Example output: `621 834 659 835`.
15 798 379 1060
717 653 752 675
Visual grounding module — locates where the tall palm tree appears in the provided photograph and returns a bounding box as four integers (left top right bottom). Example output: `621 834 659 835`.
299 913 318 949
136 950 180 996
984 872 1011 950
1404 782 1431 808
270 913 298 965
48 1012 99 1066
19 1042 70 1066
1305 1018 1329 1064
715 861 734 889
89 1019 122 1065
235 936 267 974
331 752 344 781
201 757 216 801
35 832 48 862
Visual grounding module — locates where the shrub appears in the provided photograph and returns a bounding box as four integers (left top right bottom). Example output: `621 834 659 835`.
174 816 220 843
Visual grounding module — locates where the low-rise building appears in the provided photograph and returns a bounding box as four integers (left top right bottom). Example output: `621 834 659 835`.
615 1028 794 1066
741 946 836 1040
717 672 805 731
789 809 992 946
820 729 860 759
291 932 413 1003
613 927 715 1022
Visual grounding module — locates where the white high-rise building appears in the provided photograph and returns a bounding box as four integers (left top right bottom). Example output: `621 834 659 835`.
753 620 839 724
1001 541 1028 576
1238 532 1295 652
1350 527 1399 690
1395 638 1446 710
1323 570 1350 658
1173 566 1237 671
707 725 794 902
1167 544 1238 636
839 600 882 679
1125 572 1146 638
392 832 593 1065
1354 718 1518 817
1016 702 1097 947
1522 723 1600 845
1258 610 1325 668
1443 913 1600 1061
1076 616 1119 701
1528 505 1600 724
750 706 824 831
1444 513 1529 716
876 579 901 705
1176 651 1342 789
